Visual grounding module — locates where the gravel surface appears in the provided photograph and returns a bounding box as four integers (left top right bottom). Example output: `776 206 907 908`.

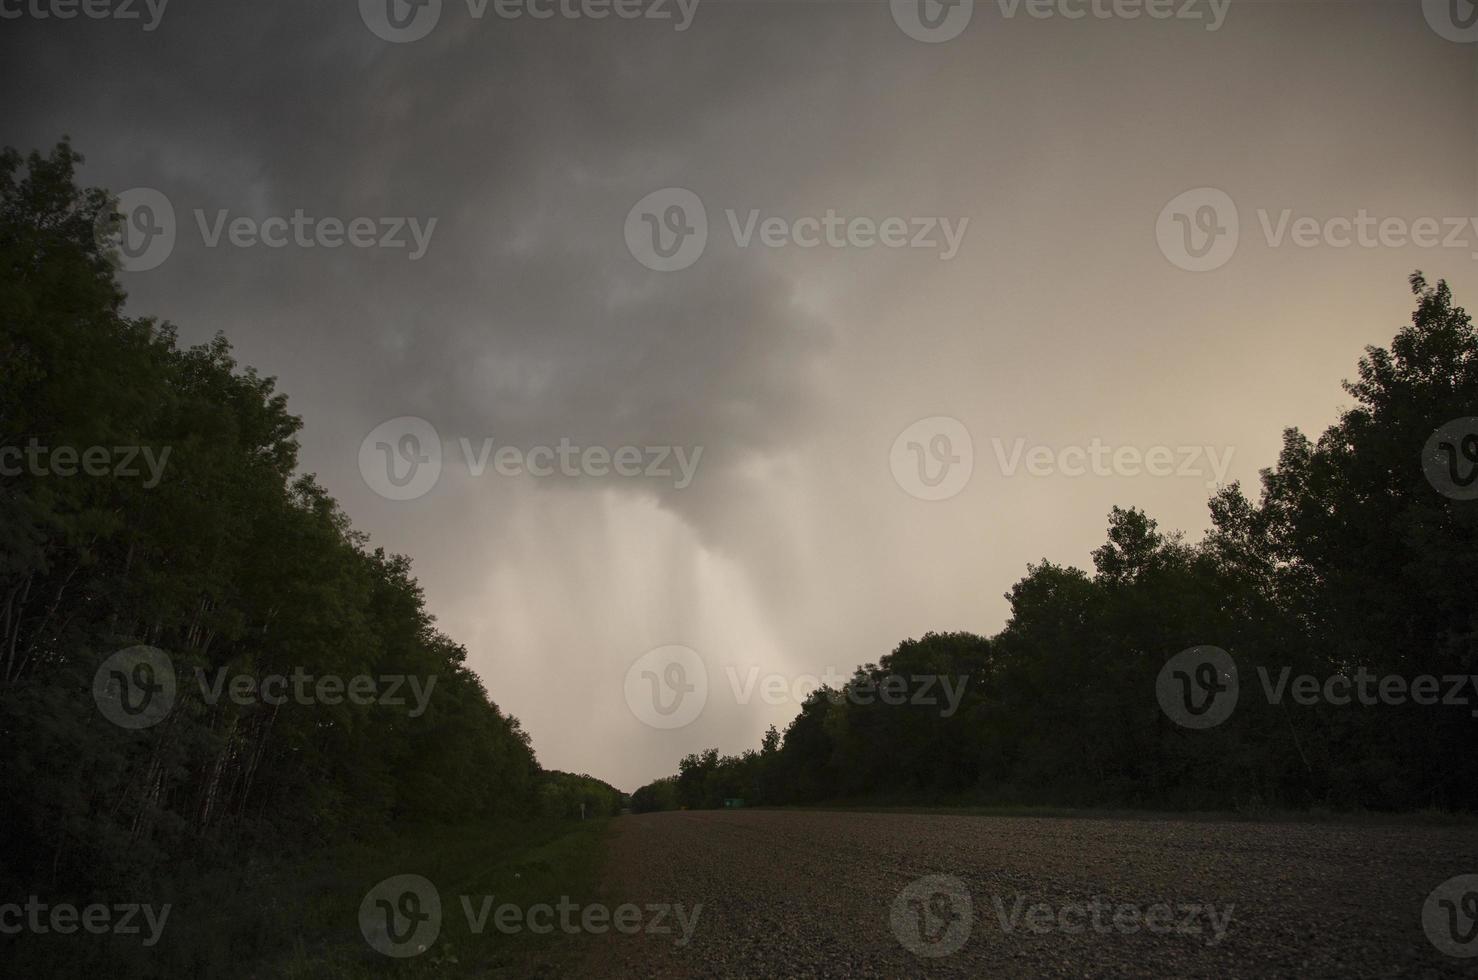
582 809 1478 978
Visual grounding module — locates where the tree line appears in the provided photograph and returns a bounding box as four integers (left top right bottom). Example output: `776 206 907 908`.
636 271 1478 814
0 142 621 924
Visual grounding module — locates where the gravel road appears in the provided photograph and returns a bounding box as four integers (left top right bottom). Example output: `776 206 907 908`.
583 809 1478 978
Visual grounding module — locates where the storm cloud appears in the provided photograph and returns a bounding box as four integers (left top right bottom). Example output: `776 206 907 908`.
3 0 1473 788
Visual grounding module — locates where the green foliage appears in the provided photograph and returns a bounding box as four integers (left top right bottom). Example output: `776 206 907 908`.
629 775 679 813
0 143 544 912
634 272 1478 814
538 770 624 820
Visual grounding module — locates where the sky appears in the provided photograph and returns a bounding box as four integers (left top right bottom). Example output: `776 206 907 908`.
3 0 1475 790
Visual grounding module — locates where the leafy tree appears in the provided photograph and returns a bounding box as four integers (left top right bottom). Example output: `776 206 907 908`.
0 144 550 933
636 273 1478 814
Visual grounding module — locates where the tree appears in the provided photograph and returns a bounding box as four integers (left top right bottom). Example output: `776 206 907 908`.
0 144 547 928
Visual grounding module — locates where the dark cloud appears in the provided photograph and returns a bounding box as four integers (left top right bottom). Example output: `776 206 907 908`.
3 0 1474 788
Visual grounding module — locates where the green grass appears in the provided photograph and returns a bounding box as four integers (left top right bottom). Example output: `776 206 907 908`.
248 817 612 978
1 817 615 979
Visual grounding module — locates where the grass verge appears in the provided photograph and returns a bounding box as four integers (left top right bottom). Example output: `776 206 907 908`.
5 817 612 979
